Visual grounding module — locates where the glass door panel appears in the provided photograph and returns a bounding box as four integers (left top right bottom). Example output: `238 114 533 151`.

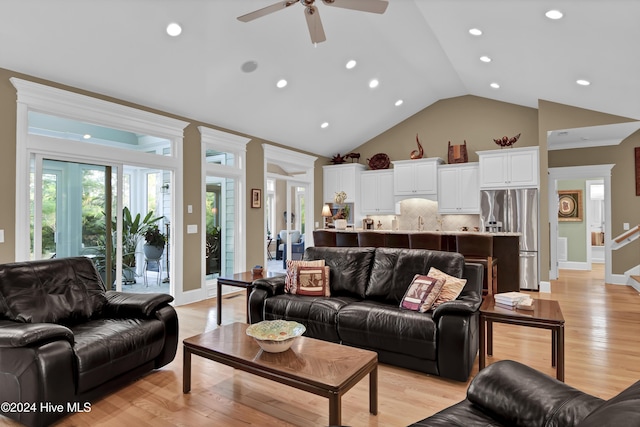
206 175 235 280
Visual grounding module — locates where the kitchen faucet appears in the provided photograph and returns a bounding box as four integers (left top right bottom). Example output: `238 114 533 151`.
418 216 424 231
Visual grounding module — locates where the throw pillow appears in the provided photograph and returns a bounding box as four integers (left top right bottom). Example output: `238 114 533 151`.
295 266 331 297
400 274 444 312
428 267 467 309
285 259 324 293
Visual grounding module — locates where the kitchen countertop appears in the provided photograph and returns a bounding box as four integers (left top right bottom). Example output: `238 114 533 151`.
323 229 521 236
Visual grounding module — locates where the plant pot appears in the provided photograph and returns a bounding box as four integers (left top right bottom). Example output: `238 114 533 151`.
143 244 164 260
334 219 348 230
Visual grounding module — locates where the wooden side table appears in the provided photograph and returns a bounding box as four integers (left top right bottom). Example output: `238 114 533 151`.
217 271 284 325
479 295 565 381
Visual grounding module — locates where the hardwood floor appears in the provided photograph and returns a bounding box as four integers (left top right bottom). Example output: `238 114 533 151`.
3 265 640 427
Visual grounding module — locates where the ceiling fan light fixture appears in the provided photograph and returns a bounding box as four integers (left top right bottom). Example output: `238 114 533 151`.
166 22 182 37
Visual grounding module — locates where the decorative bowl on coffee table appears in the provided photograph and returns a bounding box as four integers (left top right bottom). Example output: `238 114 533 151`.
246 320 306 353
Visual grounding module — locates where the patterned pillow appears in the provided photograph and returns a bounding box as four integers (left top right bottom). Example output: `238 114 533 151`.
400 274 445 312
295 266 331 297
285 259 324 293
428 267 467 309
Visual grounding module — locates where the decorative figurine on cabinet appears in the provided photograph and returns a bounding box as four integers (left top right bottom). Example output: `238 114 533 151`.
410 134 424 159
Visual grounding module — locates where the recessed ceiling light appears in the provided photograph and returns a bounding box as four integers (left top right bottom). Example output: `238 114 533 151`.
545 10 563 20
469 28 482 36
369 79 379 89
83 134 91 139
395 99 403 106
241 60 258 73
166 23 182 37
576 79 591 86
346 59 357 69
480 56 492 63
276 79 288 88
320 122 329 129
490 82 500 89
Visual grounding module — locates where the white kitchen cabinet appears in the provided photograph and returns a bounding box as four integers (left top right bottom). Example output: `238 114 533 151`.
437 163 480 214
478 146 539 188
322 163 366 203
360 170 395 214
392 158 444 196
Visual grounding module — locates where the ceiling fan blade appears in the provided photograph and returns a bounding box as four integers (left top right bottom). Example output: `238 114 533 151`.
322 0 388 14
237 0 300 22
305 6 326 44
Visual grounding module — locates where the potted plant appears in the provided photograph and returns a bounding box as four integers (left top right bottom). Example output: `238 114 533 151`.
143 226 166 260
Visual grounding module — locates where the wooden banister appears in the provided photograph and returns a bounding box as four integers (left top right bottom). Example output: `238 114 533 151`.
614 225 640 244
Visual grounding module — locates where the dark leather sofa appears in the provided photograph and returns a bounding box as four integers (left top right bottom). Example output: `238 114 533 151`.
249 246 483 381
0 257 178 427
410 359 640 427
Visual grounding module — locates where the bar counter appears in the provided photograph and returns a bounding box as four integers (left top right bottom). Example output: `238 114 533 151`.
313 229 521 293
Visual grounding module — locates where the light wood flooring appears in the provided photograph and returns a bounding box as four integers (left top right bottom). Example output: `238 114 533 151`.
3 265 640 426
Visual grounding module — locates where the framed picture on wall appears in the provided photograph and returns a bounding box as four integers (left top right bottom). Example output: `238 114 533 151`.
558 190 583 221
251 188 261 209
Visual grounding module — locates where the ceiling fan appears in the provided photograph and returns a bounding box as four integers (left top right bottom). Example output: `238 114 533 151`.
237 0 389 44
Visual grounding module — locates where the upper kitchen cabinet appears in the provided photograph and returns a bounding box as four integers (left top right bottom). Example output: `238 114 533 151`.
477 146 539 189
437 163 480 214
360 170 395 214
323 163 366 203
392 158 444 197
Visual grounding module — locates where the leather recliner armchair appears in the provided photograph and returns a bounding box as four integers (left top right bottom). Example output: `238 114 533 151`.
410 360 640 427
0 257 178 427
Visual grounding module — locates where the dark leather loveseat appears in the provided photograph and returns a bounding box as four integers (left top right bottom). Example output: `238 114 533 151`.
410 359 640 427
0 257 178 427
249 247 483 381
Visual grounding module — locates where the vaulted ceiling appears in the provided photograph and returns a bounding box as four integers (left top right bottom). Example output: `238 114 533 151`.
1 0 639 157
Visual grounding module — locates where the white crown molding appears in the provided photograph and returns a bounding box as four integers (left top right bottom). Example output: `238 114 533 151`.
10 77 189 138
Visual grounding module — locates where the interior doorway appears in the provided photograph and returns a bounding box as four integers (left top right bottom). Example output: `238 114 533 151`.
548 165 614 284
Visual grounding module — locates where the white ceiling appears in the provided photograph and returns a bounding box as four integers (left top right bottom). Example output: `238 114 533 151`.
1 0 639 158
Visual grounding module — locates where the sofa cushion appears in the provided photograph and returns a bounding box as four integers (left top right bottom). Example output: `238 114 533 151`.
366 248 465 304
296 266 331 297
71 318 165 393
577 380 640 427
400 275 444 312
264 294 359 343
285 259 325 293
338 300 438 360
0 257 107 325
429 267 467 309
303 247 375 298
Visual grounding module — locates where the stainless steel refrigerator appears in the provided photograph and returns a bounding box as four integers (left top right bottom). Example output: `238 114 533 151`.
480 188 539 290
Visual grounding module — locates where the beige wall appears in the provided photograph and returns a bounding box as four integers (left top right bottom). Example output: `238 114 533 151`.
0 67 326 294
349 95 539 164
2 66 637 288
544 101 640 274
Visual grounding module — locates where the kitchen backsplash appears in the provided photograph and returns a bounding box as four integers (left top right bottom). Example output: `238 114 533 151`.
365 198 480 231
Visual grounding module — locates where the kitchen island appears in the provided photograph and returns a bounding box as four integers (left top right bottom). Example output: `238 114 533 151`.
313 229 521 294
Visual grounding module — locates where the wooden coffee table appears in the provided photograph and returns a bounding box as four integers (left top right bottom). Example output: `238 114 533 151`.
183 322 378 425
479 295 565 381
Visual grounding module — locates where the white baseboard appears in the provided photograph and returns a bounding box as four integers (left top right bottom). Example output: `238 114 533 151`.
558 261 589 270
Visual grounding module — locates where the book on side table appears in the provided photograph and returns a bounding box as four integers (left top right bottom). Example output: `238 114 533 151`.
494 291 535 311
